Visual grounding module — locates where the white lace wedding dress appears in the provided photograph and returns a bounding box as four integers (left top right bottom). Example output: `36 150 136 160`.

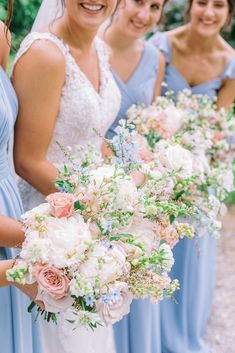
13 32 121 353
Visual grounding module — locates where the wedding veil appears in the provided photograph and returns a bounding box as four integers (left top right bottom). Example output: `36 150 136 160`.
31 0 64 32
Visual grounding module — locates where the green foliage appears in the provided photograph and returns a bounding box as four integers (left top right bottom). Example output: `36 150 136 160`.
0 0 41 54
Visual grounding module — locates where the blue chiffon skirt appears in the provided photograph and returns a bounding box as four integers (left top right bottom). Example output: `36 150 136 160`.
161 235 216 353
114 299 161 353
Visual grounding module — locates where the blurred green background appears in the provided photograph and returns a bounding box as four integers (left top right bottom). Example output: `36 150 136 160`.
1 0 235 202
0 0 235 57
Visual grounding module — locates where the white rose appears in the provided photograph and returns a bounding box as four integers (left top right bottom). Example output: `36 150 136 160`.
115 179 139 212
157 141 193 178
96 282 133 325
116 241 143 261
79 242 128 286
160 106 185 137
120 216 160 254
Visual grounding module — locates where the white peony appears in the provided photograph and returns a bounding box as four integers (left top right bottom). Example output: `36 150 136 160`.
90 165 116 188
45 215 92 268
192 153 210 174
217 169 234 192
22 203 51 222
79 242 128 286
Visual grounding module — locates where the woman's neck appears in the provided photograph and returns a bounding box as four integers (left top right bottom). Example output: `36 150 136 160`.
183 24 219 54
52 14 97 53
104 22 140 53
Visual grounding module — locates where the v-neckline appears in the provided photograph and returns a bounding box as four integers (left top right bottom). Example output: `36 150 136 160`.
51 34 105 98
112 43 147 86
165 34 226 89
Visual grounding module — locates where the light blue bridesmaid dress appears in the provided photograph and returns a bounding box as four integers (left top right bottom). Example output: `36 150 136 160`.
106 42 161 353
150 32 235 353
0 67 42 353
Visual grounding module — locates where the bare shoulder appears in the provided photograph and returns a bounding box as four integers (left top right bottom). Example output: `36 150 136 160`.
0 20 10 69
218 36 235 64
13 37 66 80
164 25 186 42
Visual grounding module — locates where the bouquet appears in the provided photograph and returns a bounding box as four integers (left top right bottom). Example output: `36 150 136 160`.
126 89 235 238
7 125 197 330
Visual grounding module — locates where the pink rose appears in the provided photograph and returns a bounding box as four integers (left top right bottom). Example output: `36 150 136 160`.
213 132 223 142
96 282 133 325
129 170 146 187
46 192 76 218
35 265 70 300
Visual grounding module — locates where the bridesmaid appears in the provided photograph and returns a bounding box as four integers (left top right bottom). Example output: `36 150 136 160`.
150 0 235 352
100 0 166 352
0 4 43 353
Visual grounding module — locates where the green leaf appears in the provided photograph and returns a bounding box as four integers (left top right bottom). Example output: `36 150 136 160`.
110 233 134 241
169 214 176 224
74 200 86 211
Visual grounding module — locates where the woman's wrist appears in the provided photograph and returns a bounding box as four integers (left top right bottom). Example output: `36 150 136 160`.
0 259 14 287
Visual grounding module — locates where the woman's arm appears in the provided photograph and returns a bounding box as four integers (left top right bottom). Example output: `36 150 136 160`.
0 20 10 70
152 51 166 100
0 215 24 247
217 78 235 110
12 41 66 197
0 260 13 286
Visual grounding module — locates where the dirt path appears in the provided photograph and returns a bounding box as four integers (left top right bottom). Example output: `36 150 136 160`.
205 206 235 352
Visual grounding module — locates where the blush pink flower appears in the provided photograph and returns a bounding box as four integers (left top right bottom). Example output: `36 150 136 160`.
213 132 224 142
46 192 76 218
134 135 152 162
96 282 133 325
35 264 70 300
130 170 146 187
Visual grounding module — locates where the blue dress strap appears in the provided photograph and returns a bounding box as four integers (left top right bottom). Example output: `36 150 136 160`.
149 32 171 64
221 57 235 80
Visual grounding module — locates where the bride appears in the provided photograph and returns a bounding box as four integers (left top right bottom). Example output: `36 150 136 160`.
11 0 121 352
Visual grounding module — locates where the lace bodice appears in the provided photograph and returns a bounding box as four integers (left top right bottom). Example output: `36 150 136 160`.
13 32 121 210
14 32 121 162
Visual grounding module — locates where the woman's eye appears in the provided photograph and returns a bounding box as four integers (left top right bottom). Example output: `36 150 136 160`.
151 3 161 10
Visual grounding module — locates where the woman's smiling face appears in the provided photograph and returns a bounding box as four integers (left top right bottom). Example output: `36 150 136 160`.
189 0 230 36
115 0 165 39
64 0 119 30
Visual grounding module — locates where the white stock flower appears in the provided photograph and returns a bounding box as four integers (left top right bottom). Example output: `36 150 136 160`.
159 243 174 271
115 179 139 212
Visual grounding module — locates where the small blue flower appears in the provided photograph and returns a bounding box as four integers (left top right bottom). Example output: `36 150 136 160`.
85 295 95 307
